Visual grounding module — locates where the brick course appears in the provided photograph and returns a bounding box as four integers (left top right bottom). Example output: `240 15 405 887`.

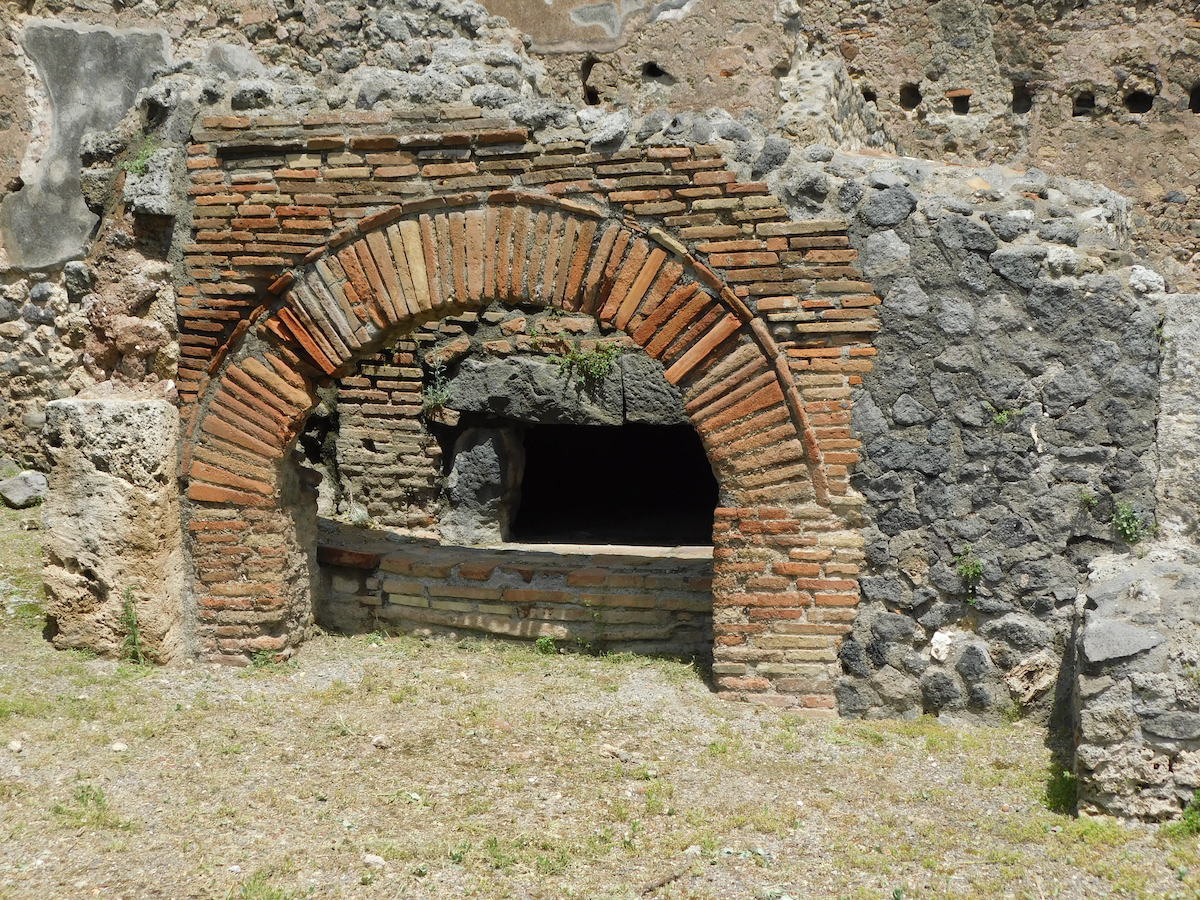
319 542 713 658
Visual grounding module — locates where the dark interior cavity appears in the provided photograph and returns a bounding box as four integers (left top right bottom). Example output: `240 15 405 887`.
1123 90 1153 114
511 423 718 546
1011 80 1033 114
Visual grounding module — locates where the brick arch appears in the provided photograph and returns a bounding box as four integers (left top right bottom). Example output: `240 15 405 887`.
183 191 859 709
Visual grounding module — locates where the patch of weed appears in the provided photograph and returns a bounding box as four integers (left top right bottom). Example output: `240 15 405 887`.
119 588 148 665
122 135 160 176
1112 502 1152 544
0 693 49 719
229 872 306 900
421 360 451 412
1164 792 1200 839
1044 768 1077 814
51 784 134 831
553 342 623 391
954 545 984 598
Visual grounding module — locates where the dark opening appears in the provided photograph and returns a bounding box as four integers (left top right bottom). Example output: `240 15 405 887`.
1190 82 1200 113
1011 80 1033 114
951 94 971 115
861 87 877 104
641 61 675 85
1123 90 1153 113
580 55 600 106
1072 91 1096 116
512 423 718 546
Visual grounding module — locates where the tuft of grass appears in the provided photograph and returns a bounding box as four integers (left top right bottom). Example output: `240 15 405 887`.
51 784 134 831
121 135 160 176
1164 792 1200 839
1044 768 1078 814
230 872 306 900
247 650 296 673
119 588 148 665
534 635 556 655
0 694 50 719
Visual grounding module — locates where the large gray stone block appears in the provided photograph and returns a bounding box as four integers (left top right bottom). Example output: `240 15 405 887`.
1080 619 1165 664
444 356 623 425
441 427 523 545
0 471 47 508
619 353 685 424
0 20 169 269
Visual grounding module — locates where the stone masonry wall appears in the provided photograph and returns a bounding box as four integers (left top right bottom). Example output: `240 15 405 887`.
318 538 713 659
519 0 1200 290
812 157 1163 722
1074 548 1200 820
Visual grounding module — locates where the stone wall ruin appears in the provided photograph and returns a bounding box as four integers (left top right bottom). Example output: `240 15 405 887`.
1 0 1198 821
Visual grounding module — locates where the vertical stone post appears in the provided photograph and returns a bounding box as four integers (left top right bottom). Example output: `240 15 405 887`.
42 395 186 662
1155 292 1200 540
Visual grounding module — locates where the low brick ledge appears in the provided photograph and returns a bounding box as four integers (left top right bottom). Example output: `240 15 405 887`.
315 529 716 659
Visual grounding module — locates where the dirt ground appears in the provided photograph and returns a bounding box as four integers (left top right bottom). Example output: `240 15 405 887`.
1 506 1198 899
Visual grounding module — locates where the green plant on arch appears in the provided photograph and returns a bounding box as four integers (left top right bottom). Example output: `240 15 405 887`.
553 342 623 391
421 360 451 412
121 135 160 176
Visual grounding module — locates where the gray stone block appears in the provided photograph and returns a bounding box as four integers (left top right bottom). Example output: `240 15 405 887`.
441 427 523 545
0 471 47 508
859 185 917 227
445 356 623 425
1081 619 1165 664
619 353 685 424
122 149 182 217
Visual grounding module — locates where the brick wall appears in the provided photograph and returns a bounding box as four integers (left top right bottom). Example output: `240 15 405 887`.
318 542 713 659
177 107 879 710
332 338 442 530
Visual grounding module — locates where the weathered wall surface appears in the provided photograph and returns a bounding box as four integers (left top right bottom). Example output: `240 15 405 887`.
1156 292 1200 541
0 20 169 269
515 0 1200 289
1 1 1195 467
41 392 185 662
822 157 1161 721
1074 547 1200 820
317 337 443 532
